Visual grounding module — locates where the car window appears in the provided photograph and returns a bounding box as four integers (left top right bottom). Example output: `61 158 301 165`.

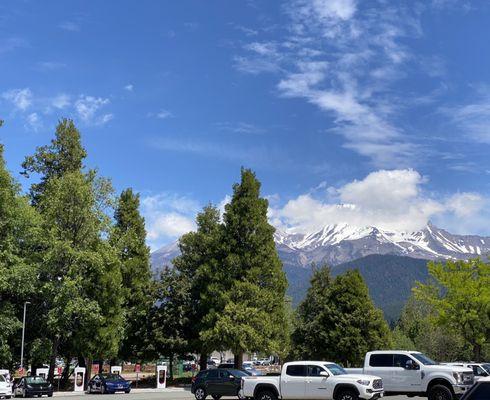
324 364 347 376
286 365 307 377
101 374 122 382
410 353 437 365
307 365 326 376
469 382 490 400
229 369 249 378
26 377 47 384
0 375 5 382
207 370 219 379
394 354 412 368
473 366 487 377
369 354 393 367
482 364 490 375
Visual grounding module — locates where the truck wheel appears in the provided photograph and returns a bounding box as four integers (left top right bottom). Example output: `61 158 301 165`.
428 384 453 400
336 389 359 400
256 390 277 400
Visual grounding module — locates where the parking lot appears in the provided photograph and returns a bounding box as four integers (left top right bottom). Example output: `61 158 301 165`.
50 389 411 400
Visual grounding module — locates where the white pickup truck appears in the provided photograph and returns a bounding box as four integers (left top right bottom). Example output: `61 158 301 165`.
240 361 384 400
346 351 474 400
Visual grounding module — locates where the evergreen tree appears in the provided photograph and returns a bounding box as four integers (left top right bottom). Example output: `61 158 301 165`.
172 205 223 370
293 267 392 366
111 188 152 362
21 118 87 203
146 267 191 378
0 140 41 367
201 169 288 368
23 120 124 381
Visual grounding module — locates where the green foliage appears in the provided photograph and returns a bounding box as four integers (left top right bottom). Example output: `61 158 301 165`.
201 169 288 363
393 294 470 361
146 267 190 361
172 205 223 359
414 259 490 361
0 141 40 366
111 189 152 361
293 266 392 367
21 118 87 203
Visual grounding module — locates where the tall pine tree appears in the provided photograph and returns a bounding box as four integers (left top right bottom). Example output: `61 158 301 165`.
0 136 41 367
293 267 392 366
172 205 223 370
202 169 288 368
111 188 152 362
23 119 124 382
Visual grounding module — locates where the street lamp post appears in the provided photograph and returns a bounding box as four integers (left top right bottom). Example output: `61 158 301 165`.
20 301 30 371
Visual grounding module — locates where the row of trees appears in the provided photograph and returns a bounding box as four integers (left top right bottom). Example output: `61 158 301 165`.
0 119 152 383
1 117 489 380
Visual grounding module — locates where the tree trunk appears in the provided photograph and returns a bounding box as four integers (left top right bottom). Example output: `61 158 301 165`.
234 351 243 369
473 343 482 362
169 354 174 381
61 357 71 388
98 360 104 374
47 337 59 383
85 357 92 389
199 353 207 371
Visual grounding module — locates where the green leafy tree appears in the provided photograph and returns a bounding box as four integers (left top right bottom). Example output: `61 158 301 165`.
0 140 41 367
111 188 152 362
172 205 223 370
201 169 288 368
414 259 490 361
293 267 392 366
393 294 470 361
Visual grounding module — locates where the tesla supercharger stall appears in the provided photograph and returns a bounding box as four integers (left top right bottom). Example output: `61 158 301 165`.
156 365 167 389
36 368 49 379
74 367 85 392
110 366 122 375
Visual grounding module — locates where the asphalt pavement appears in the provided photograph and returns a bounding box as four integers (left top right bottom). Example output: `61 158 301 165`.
49 389 412 400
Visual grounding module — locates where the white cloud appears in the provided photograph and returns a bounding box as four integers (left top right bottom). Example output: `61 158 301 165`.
124 84 134 92
36 61 67 71
446 192 485 218
271 169 485 234
51 93 71 109
25 112 42 131
2 88 33 111
156 110 172 119
59 21 80 32
445 92 490 143
74 95 112 125
235 0 427 167
0 37 28 54
141 193 200 249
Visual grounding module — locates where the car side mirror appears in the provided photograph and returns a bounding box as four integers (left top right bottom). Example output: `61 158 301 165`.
320 371 329 377
405 360 419 370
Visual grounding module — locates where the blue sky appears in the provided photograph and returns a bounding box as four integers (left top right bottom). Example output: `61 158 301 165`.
2 0 490 249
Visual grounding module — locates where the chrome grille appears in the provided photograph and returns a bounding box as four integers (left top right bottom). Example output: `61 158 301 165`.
373 379 383 389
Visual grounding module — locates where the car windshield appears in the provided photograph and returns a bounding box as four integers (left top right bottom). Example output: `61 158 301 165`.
482 364 490 374
324 363 347 376
26 377 47 384
410 353 437 365
0 375 5 382
229 369 249 378
101 374 122 382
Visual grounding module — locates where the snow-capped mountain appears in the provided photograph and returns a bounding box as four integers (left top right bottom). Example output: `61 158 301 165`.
151 222 490 271
275 222 490 267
